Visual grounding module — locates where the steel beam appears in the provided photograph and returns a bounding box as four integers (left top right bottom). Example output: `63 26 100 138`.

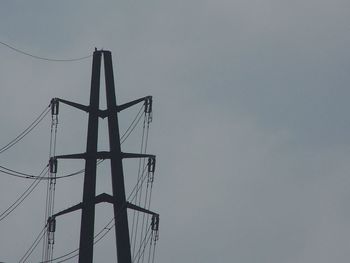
78 50 102 263
104 50 132 263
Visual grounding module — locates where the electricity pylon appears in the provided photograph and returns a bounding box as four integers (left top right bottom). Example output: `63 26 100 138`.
47 50 159 263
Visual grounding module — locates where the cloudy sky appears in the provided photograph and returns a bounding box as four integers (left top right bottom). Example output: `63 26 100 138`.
1 0 350 262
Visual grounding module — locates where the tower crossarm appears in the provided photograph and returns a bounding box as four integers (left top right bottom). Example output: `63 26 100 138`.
117 96 152 112
56 98 90 113
126 202 159 217
54 153 87 159
50 202 83 219
121 153 156 159
56 98 111 118
54 152 154 161
49 193 119 220
98 96 152 118
94 193 115 204
54 151 117 160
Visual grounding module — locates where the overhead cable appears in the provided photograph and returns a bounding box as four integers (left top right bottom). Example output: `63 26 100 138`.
0 165 49 222
0 103 143 180
42 107 59 262
0 41 92 62
33 166 149 263
19 224 48 263
121 105 145 143
0 105 50 155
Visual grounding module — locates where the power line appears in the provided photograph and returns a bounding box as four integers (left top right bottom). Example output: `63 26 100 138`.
121 104 145 143
0 165 38 179
133 225 153 263
6 50 159 263
0 165 49 222
0 41 92 62
14 140 154 263
0 105 50 154
0 113 155 262
0 103 143 180
29 165 150 263
19 224 48 263
0 160 104 180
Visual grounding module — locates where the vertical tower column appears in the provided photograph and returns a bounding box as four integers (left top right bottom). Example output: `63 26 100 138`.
78 50 102 263
104 51 132 263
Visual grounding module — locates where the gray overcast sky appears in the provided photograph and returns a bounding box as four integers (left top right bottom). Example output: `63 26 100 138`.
1 0 350 262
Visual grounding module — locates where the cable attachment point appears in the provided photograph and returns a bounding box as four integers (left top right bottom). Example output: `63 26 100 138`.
49 157 58 174
151 214 160 241
50 98 59 116
145 96 152 114
147 157 156 182
145 96 153 123
47 217 56 233
47 217 56 245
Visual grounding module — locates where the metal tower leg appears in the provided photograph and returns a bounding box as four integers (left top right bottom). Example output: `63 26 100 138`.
78 50 102 263
104 51 132 263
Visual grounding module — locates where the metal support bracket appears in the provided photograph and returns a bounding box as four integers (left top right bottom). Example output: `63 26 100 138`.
122 153 156 159
55 152 156 160
49 193 117 220
56 98 90 113
117 96 152 112
126 202 159 217
51 98 59 115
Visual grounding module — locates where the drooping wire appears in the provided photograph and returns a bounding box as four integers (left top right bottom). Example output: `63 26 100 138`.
0 105 50 154
120 104 145 144
151 238 157 263
32 173 156 263
19 223 48 263
32 166 150 263
140 186 153 263
0 165 49 222
0 160 104 180
131 106 153 261
133 225 152 263
15 106 150 262
147 231 154 263
0 41 92 62
128 165 156 263
35 205 126 262
48 219 154 263
138 113 152 263
17 101 156 262
0 102 142 180
0 176 41 221
128 165 149 203
0 165 40 179
42 106 59 262
131 112 147 256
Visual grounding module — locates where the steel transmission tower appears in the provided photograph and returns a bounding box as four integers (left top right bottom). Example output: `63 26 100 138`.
46 50 159 263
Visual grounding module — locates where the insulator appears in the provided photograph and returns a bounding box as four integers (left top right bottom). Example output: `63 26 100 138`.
48 234 55 244
51 98 59 116
148 171 154 183
151 215 160 241
154 230 159 241
49 158 57 173
145 96 153 114
147 112 153 124
151 215 159 231
148 157 156 173
48 217 56 233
